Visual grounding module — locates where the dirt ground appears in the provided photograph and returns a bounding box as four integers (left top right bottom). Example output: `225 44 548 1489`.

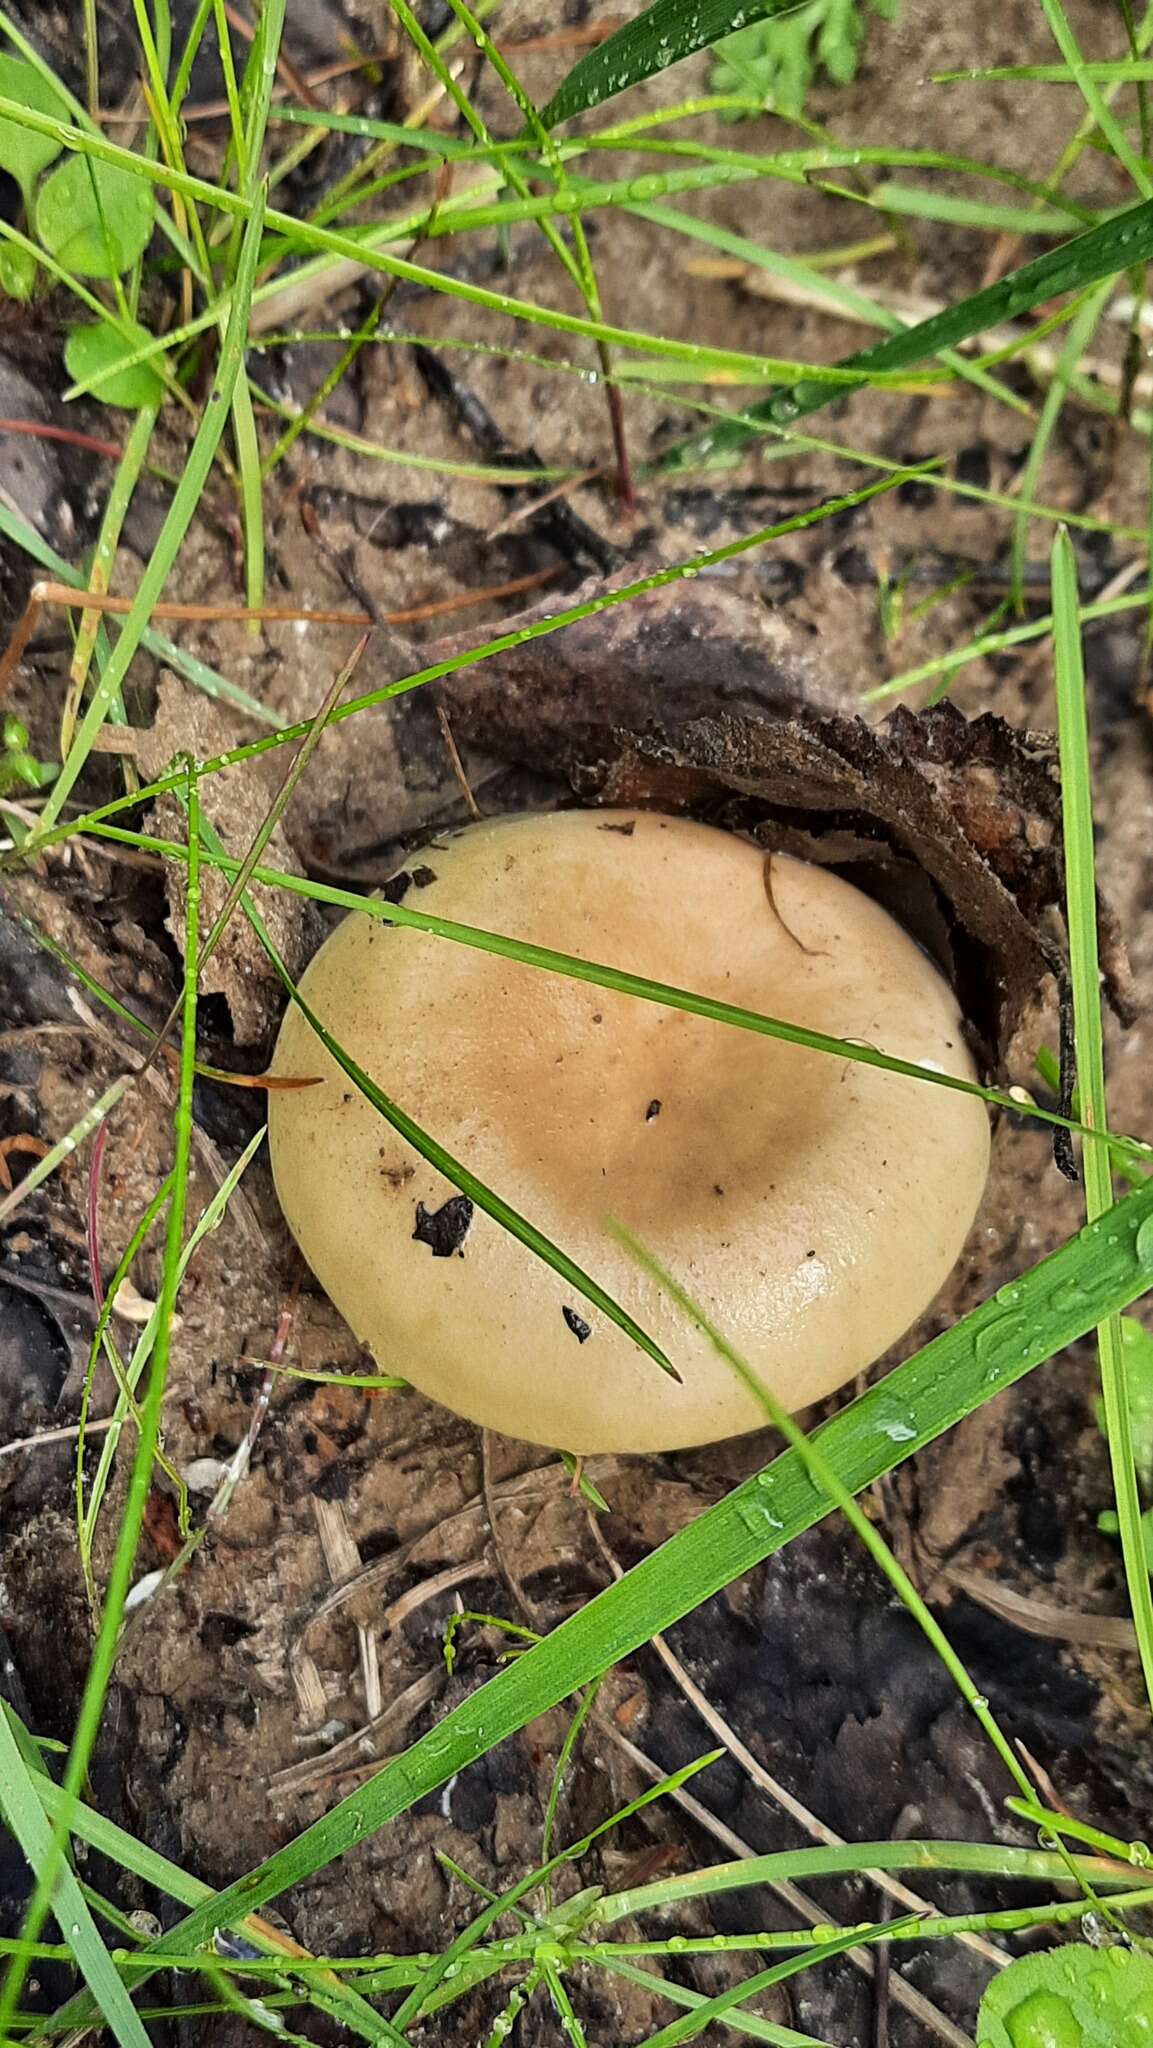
3 0 1153 2043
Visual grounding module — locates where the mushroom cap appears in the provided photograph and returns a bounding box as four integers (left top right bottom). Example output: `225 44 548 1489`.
269 810 989 1453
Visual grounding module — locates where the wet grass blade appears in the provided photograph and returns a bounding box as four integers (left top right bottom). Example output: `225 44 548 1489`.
1052 527 1153 1716
539 0 807 129
67 820 1153 1166
264 951 676 1379
664 194 1153 466
1009 283 1110 609
36 183 268 830
15 465 933 869
0 768 200 2040
0 1708 150 2048
45 1170 1153 1996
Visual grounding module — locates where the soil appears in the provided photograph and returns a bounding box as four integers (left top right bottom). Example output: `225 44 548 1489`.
2 1 1153 2044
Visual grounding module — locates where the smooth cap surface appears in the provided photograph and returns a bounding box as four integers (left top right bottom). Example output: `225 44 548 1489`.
269 810 990 1451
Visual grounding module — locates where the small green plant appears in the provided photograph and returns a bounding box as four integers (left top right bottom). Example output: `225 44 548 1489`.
63 317 164 409
0 55 154 301
711 0 900 118
0 713 52 798
977 1940 1153 2046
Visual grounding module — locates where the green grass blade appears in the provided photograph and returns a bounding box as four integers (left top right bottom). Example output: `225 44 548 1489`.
185 805 672 1378
637 1917 923 2048
264 947 675 1378
540 0 808 128
1009 283 1111 610
595 1957 829 2046
1038 0 1152 197
78 1130 265 1591
0 1074 131 1227
864 587 1148 704
1052 529 1153 1716
0 1709 150 2048
36 183 268 831
665 195 1153 466
69 822 1153 1165
0 766 200 2039
15 465 924 867
936 59 1153 81
625 196 1030 414
65 400 160 746
611 1226 1034 1800
46 1171 1153 1993
229 365 265 619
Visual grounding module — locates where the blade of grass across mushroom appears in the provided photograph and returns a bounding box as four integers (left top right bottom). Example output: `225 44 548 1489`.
0 761 199 2044
74 819 1153 1171
33 183 268 833
43 1172 1153 2009
1053 527 1153 1716
208 859 675 1380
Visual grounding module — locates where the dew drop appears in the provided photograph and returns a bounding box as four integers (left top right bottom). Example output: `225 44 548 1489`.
1004 1988 1084 2047
1049 1276 1090 1316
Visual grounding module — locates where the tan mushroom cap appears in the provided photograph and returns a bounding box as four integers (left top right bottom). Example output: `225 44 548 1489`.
269 810 989 1453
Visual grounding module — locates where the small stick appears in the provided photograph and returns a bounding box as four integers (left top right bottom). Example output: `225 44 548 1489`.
435 703 481 819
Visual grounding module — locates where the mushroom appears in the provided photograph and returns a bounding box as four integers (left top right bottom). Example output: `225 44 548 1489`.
269 810 989 1453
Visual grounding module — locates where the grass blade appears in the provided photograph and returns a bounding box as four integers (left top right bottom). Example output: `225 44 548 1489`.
0 1708 150 2048
45 1168 1153 1995
67 821 1153 1166
540 0 808 129
0 766 200 2037
16 465 934 869
36 182 268 830
1051 528 1153 1715
665 194 1153 466
264 947 675 1378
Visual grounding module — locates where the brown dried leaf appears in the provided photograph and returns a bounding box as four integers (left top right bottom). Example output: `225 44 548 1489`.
430 576 1135 1072
434 571 835 765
